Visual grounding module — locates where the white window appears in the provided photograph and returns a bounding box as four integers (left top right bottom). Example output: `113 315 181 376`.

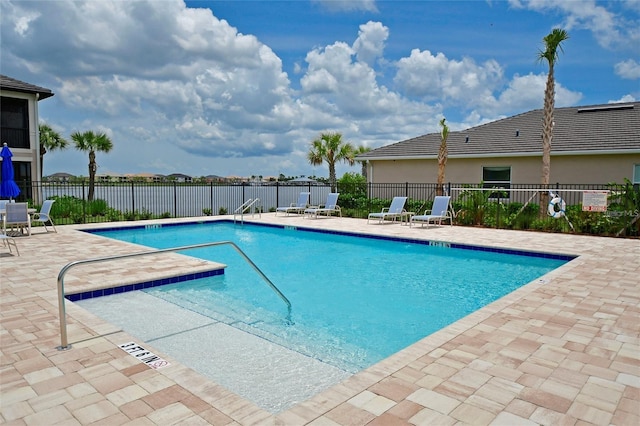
633 164 640 184
482 166 511 199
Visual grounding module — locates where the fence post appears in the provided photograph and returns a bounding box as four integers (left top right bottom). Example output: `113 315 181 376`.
173 182 177 218
82 182 87 223
405 182 409 197
496 192 501 229
210 181 214 215
131 181 135 217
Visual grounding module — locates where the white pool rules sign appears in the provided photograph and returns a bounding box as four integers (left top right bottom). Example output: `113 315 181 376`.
119 342 170 369
582 190 608 212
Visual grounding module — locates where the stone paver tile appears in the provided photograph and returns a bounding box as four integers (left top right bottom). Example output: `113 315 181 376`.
146 402 195 425
490 411 538 426
386 400 423 421
368 377 419 402
119 399 154 420
72 399 120 424
31 372 85 395
325 401 375 425
366 412 412 426
23 404 74 426
529 406 577 426
611 408 640 426
198 407 235 425
408 407 456 426
307 416 342 426
406 388 460 415
1 386 38 406
28 389 73 412
450 402 495 425
141 384 191 409
106 384 150 407
567 401 613 425
0 400 34 422
616 372 640 388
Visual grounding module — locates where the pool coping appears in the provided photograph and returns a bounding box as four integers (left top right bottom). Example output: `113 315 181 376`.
1 215 638 425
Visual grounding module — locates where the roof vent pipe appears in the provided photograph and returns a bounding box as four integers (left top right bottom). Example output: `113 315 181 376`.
516 129 519 137
465 136 469 143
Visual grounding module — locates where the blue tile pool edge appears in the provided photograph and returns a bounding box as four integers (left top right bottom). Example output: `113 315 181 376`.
81 219 577 262
65 268 224 302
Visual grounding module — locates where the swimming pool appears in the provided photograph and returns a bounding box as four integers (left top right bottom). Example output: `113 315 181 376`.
83 221 570 372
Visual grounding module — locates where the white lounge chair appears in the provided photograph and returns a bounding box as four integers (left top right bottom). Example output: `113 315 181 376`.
3 202 31 236
0 231 19 255
368 196 408 224
410 196 452 227
275 192 310 216
304 193 341 218
32 199 57 232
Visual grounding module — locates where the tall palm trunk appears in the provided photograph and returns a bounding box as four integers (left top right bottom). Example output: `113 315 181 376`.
329 163 337 192
539 64 555 215
88 150 96 202
537 28 568 217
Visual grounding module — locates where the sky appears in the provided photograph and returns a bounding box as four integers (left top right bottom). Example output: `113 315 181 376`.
1 0 638 179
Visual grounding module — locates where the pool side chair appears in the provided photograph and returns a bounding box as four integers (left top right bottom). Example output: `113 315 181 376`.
368 196 408 224
32 199 57 233
0 199 14 210
304 193 341 219
0 231 19 256
3 202 31 236
410 196 453 228
275 192 310 216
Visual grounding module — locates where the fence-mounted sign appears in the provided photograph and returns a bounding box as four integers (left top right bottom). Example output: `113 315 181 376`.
582 190 608 212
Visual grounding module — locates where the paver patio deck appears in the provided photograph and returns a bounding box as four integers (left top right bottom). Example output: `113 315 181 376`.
1 214 638 425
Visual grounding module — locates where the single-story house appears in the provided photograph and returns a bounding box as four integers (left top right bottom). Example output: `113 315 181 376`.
1 75 54 201
357 102 640 187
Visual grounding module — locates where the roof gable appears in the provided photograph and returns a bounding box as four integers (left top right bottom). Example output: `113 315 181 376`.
360 102 640 160
0 75 54 100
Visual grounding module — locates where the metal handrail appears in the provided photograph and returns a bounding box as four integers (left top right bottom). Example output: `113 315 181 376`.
234 198 261 223
56 240 291 350
234 198 255 213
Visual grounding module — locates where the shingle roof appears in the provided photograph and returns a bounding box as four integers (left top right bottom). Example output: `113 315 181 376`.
0 75 54 100
358 102 640 160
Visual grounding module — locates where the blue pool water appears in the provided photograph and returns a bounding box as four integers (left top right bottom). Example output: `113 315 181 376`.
89 221 570 372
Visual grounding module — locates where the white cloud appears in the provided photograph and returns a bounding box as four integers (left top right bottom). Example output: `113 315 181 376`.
508 0 639 50
614 59 640 79
1 0 628 178
353 21 388 65
394 49 504 105
313 0 378 13
609 94 637 103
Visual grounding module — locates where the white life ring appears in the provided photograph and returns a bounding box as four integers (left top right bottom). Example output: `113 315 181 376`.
548 197 566 218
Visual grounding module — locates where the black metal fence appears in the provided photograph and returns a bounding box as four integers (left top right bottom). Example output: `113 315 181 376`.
11 180 640 237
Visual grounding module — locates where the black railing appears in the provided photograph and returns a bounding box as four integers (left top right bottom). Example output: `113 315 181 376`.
12 180 640 237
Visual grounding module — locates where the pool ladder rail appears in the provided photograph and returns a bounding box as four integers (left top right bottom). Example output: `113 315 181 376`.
56 240 292 350
234 198 262 224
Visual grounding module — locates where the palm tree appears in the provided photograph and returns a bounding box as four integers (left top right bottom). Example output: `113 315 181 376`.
71 130 114 201
538 28 569 215
307 132 355 192
437 117 450 196
353 145 371 179
39 123 68 180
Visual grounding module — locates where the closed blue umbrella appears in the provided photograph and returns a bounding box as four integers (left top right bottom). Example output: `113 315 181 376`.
1 143 21 199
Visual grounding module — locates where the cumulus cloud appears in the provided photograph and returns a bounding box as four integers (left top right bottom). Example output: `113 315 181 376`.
394 49 504 106
353 21 388 65
614 59 640 79
508 0 639 50
0 0 631 177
